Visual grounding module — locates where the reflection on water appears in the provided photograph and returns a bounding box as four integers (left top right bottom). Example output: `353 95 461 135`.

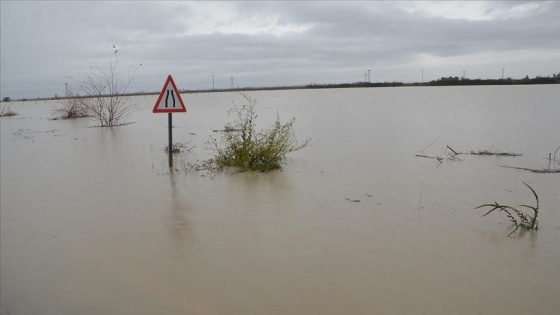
1 85 560 314
165 172 194 261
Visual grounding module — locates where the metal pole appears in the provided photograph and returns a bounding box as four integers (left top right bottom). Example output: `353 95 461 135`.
168 113 173 168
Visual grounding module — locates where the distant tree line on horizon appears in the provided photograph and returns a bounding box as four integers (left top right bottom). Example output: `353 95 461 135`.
2 72 559 102
425 72 560 86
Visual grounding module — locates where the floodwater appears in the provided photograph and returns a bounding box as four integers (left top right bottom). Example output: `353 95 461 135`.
1 85 559 314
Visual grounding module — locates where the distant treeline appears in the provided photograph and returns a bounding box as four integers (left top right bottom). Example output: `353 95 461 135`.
424 74 560 86
182 81 407 94
188 73 559 92
3 73 559 102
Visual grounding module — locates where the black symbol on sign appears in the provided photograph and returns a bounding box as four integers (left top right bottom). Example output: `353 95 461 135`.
165 90 176 108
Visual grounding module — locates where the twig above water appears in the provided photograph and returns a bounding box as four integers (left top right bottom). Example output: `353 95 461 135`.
446 145 458 155
420 140 438 153
498 165 560 173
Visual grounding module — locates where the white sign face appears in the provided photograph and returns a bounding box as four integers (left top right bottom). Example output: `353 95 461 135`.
153 75 186 113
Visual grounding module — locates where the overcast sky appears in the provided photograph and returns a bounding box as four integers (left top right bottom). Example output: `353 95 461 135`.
1 1 559 99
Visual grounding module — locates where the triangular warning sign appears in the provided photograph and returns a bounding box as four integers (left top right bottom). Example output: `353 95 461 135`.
153 75 187 113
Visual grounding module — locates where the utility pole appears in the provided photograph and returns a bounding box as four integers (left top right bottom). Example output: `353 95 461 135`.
421 69 424 83
368 69 371 83
502 68 505 79
364 73 368 82
230 76 234 89
212 75 215 90
65 83 68 96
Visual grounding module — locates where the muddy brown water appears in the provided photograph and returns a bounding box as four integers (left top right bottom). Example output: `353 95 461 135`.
1 85 559 314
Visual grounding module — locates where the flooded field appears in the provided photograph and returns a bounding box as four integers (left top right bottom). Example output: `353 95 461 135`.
1 85 559 314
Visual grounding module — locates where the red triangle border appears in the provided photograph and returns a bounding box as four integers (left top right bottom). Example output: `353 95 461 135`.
153 75 187 113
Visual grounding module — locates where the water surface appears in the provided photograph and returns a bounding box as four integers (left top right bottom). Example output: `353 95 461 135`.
1 85 559 314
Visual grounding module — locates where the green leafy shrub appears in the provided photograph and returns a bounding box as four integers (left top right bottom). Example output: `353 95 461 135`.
203 94 310 172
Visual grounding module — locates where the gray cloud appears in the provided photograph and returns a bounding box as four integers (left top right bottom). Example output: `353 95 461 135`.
1 1 559 99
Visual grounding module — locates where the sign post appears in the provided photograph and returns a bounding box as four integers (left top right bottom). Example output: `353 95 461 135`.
153 75 187 168
168 112 173 167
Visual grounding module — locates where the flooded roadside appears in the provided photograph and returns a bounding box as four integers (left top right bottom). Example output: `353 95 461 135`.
1 86 559 314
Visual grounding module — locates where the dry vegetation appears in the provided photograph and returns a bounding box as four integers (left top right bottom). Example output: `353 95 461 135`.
54 48 137 126
0 105 18 117
475 182 540 236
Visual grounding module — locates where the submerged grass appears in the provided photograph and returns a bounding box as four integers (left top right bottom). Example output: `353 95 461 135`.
498 165 560 173
469 149 522 157
475 182 539 236
446 145 522 157
165 142 194 154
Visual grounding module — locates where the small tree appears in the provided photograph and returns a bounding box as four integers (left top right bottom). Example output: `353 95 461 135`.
62 46 138 126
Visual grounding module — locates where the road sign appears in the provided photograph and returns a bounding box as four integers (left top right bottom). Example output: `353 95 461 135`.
153 75 187 113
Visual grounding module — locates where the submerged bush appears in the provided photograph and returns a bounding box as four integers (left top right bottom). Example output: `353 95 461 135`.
53 98 90 119
0 105 17 117
203 94 310 172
